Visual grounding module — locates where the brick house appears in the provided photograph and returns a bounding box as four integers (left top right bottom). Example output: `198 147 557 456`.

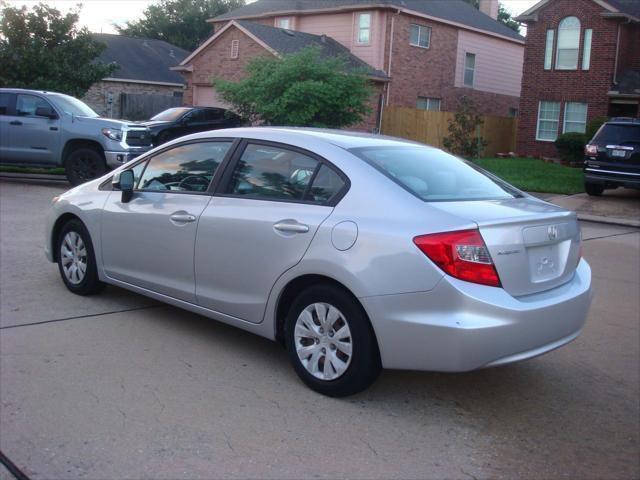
83 34 189 118
515 0 640 157
173 0 525 131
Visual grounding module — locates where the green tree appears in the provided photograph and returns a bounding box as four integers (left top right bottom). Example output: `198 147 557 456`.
463 0 521 33
0 2 116 97
443 96 488 159
214 47 374 128
116 0 244 51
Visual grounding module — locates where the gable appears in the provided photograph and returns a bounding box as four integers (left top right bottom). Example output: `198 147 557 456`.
517 0 640 22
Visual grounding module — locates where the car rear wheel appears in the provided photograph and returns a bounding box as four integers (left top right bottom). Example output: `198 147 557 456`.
65 147 107 186
585 181 604 196
57 219 105 295
284 284 381 397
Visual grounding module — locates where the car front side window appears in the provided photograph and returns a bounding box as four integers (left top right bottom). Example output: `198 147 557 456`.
16 94 54 118
138 141 232 193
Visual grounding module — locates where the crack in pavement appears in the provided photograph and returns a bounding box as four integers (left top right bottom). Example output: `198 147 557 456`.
583 230 640 242
0 305 162 330
0 450 30 480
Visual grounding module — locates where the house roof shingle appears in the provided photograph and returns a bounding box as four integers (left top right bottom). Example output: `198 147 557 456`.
212 0 524 42
236 20 389 79
92 34 190 85
605 0 640 18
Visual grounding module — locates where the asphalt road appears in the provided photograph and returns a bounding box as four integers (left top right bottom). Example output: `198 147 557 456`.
1 179 638 480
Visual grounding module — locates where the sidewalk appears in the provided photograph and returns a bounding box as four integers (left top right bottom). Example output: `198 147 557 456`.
532 188 640 227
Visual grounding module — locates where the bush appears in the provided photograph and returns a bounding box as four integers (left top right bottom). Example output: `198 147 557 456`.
442 96 488 159
554 132 587 162
586 116 608 141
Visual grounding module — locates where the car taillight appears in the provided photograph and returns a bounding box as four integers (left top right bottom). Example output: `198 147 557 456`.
413 229 501 287
585 144 598 156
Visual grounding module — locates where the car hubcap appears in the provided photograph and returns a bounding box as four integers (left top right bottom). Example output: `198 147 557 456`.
60 231 87 285
294 302 352 380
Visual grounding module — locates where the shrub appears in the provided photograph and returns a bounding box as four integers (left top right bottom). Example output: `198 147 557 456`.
554 132 587 162
442 96 488 159
586 116 608 141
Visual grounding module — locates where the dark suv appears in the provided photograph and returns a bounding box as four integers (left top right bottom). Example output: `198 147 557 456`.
584 118 640 196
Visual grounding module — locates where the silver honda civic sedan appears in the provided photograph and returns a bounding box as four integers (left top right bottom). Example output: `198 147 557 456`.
45 128 593 396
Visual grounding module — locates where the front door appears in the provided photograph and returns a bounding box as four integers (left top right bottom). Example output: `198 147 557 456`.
101 140 234 303
7 93 61 165
195 141 348 323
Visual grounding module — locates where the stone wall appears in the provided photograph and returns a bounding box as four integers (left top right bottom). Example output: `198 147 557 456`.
83 80 183 119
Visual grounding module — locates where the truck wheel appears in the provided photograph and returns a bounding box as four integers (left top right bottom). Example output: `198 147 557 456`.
585 181 604 196
65 148 107 186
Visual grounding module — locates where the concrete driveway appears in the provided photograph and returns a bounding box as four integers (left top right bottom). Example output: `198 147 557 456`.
1 179 639 479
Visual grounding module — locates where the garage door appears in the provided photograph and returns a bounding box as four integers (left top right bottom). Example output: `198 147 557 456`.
193 85 231 109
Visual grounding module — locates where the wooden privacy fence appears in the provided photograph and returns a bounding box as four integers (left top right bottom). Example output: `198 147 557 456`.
120 93 183 121
381 107 518 157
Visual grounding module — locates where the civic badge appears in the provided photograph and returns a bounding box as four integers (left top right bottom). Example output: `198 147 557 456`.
547 225 558 241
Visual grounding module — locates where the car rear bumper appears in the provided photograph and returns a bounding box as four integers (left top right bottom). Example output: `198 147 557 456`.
361 259 592 372
584 169 640 189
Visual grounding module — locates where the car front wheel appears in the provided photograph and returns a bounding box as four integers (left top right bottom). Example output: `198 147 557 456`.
65 147 107 186
284 284 381 397
57 219 105 295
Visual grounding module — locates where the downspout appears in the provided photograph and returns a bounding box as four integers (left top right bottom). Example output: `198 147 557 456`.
386 8 401 106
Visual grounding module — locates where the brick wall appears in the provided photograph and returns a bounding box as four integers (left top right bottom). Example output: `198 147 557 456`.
387 13 520 117
83 81 182 119
181 25 274 107
516 0 624 157
617 22 640 74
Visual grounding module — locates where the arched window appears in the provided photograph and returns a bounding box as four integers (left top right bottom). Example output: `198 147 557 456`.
556 16 581 70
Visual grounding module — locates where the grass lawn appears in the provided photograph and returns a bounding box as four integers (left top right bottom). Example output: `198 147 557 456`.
475 157 584 195
0 165 66 175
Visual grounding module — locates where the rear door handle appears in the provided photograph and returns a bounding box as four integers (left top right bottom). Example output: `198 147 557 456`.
170 213 197 223
9 121 22 126
273 221 310 234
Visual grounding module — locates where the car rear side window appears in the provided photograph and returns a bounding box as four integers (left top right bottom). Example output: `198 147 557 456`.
227 144 320 202
351 146 519 202
306 165 345 204
592 124 640 146
138 142 232 192
0 93 11 115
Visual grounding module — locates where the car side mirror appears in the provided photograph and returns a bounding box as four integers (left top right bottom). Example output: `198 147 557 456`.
35 106 58 119
112 169 135 203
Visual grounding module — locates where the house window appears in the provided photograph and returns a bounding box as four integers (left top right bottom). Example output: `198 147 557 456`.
464 53 476 87
509 108 519 118
536 101 561 141
582 29 592 70
563 102 588 133
544 29 554 70
230 39 239 59
357 13 371 44
556 16 581 70
276 17 291 29
417 97 441 111
410 24 431 48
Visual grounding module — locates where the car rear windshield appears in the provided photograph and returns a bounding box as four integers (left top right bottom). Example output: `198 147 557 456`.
151 107 192 121
350 146 520 202
592 124 640 146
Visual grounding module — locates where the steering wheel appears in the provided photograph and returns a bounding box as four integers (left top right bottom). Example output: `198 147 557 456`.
178 175 210 191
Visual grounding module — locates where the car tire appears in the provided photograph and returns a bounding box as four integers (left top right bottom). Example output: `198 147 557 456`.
57 219 105 296
585 181 604 196
65 147 107 186
284 284 381 397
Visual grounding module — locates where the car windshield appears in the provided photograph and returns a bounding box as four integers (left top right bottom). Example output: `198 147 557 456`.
350 146 520 202
151 107 192 121
49 94 98 117
592 124 640 146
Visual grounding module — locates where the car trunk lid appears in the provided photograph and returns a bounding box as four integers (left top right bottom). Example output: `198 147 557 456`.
430 197 581 297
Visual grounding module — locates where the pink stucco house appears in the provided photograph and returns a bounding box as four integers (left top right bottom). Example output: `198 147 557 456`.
173 0 525 130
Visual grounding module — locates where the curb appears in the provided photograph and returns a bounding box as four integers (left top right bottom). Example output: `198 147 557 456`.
0 172 68 183
576 214 640 228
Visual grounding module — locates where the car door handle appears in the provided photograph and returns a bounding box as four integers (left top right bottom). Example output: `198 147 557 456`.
170 213 197 223
9 121 22 126
273 221 310 234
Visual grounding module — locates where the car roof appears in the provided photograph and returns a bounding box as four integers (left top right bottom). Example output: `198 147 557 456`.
606 118 640 126
198 126 432 150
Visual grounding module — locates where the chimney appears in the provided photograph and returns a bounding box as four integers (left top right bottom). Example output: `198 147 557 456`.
479 0 499 20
